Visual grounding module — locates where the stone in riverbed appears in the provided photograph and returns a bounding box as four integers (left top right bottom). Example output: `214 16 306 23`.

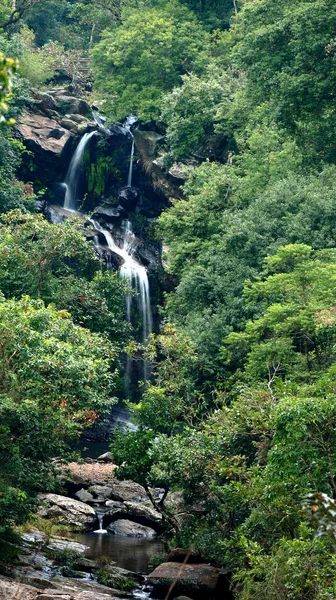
108 480 148 502
147 562 220 599
38 493 96 530
107 519 157 538
75 488 94 503
97 451 114 463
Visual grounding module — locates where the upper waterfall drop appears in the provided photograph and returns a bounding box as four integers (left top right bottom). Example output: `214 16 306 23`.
63 131 97 211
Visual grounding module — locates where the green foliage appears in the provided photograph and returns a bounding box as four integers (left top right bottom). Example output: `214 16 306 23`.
161 66 240 160
46 548 82 567
0 293 117 529
232 0 336 161
234 532 336 600
97 568 136 591
91 1 210 122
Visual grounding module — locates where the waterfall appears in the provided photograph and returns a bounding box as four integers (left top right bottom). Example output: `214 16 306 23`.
127 138 135 188
94 511 107 534
91 219 152 392
63 131 97 211
123 115 137 188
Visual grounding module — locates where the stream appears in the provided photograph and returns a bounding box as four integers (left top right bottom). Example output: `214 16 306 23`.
74 533 165 573
57 115 162 598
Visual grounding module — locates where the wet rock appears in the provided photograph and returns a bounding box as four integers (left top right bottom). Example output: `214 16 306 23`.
74 488 94 503
107 519 157 538
38 494 96 531
148 563 220 599
104 500 125 518
118 186 140 211
93 206 124 220
97 452 114 463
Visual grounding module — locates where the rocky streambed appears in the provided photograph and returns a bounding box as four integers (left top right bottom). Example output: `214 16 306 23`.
0 455 230 600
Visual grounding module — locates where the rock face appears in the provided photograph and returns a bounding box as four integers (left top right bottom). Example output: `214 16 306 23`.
107 519 157 538
37 493 96 530
148 562 220 599
17 112 71 155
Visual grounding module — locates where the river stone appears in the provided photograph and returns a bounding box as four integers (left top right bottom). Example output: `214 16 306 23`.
147 563 220 598
107 519 157 538
109 480 148 502
123 501 162 526
97 451 114 463
89 485 113 500
75 488 95 503
38 493 96 530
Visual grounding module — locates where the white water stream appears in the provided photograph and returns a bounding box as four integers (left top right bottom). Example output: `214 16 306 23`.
63 131 97 210
92 219 153 392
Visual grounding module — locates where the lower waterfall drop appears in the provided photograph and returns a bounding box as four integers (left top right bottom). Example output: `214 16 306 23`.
91 219 153 396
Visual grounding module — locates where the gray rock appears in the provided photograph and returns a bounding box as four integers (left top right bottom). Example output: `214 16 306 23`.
123 501 162 526
32 89 58 112
107 519 157 538
97 451 114 463
60 118 81 133
148 563 220 597
74 488 95 503
89 485 113 500
109 480 148 502
47 539 89 553
54 95 91 117
38 494 96 531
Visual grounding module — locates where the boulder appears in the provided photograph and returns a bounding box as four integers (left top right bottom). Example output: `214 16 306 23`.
123 501 162 527
16 112 72 155
31 90 58 112
93 206 124 220
108 480 148 502
117 186 140 211
53 95 91 117
88 485 113 501
148 563 220 599
74 488 94 503
107 519 157 538
38 494 96 530
97 451 114 463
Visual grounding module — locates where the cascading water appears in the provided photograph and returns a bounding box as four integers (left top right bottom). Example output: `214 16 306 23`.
94 511 107 534
91 219 152 393
127 138 135 188
63 131 97 210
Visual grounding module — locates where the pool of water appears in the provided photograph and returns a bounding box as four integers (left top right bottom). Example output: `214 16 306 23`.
74 532 165 573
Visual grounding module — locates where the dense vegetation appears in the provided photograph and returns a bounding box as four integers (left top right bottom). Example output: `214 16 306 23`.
1 0 336 597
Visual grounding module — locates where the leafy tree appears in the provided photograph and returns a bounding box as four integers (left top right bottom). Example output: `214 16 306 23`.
91 1 210 122
0 294 117 529
232 0 336 161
